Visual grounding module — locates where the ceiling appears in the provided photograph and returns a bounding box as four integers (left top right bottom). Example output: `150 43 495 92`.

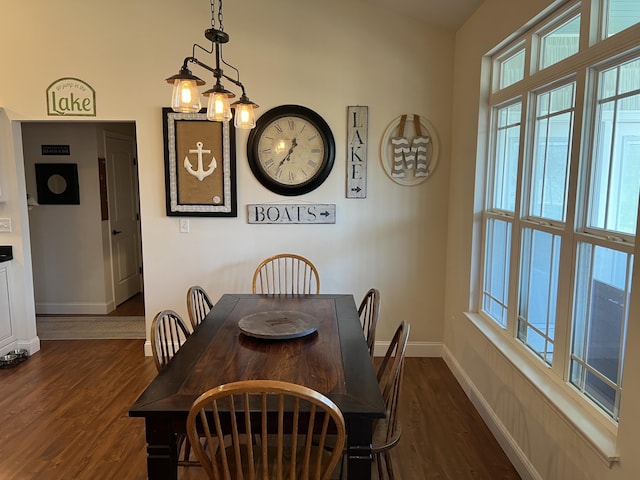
362 0 485 30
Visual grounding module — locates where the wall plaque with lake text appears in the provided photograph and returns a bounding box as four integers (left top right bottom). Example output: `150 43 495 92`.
46 78 96 117
346 106 368 198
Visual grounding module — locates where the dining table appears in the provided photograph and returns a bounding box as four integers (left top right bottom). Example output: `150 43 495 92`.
129 293 386 480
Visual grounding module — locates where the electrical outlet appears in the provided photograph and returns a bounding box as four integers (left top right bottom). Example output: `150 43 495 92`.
0 218 11 233
179 218 189 233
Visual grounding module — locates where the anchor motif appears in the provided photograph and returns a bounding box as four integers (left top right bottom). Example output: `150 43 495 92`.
184 141 217 181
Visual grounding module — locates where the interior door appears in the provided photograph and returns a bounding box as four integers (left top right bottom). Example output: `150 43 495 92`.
105 132 142 306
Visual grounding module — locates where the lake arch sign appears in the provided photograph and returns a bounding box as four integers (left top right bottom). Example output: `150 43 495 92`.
46 77 96 117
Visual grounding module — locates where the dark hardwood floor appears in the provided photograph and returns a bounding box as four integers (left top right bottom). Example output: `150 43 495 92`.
108 292 145 317
0 341 520 479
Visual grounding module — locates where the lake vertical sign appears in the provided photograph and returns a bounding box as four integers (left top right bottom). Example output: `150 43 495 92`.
346 106 368 198
46 78 96 117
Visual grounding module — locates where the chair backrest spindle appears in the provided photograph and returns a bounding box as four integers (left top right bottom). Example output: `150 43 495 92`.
358 288 380 359
373 320 410 471
252 254 320 294
150 310 191 372
186 285 214 330
187 380 345 480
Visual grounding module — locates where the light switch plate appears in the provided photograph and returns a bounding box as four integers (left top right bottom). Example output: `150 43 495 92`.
0 218 11 233
179 218 189 233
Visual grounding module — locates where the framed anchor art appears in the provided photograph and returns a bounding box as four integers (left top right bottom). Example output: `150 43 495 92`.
162 107 237 216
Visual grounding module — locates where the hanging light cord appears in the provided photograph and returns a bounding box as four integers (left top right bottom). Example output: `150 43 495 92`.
214 0 243 89
179 0 245 94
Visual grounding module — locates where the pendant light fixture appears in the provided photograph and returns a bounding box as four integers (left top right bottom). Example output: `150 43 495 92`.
165 0 258 129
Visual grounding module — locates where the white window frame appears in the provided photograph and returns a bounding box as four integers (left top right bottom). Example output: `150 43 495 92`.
475 0 640 460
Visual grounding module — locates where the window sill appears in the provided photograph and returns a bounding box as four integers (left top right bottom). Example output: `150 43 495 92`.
464 312 619 467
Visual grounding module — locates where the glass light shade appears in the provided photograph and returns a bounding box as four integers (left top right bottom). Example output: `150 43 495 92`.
206 92 233 122
233 103 256 129
171 79 201 113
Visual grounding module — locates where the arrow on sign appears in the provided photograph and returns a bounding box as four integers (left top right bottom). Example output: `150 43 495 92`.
320 211 331 217
351 186 362 193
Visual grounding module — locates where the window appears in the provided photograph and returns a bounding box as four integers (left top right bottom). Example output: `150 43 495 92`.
538 13 581 70
497 48 526 90
604 0 640 38
481 1 640 420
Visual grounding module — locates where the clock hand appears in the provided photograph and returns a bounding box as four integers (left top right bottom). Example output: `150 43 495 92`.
279 138 298 165
275 138 298 177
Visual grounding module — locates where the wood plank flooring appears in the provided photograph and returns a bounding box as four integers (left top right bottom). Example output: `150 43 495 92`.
108 293 145 317
0 341 520 479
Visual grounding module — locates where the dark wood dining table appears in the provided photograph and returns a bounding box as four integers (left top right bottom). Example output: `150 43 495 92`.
129 293 385 480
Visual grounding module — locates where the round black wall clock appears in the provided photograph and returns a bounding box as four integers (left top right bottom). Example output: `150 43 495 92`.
247 105 335 196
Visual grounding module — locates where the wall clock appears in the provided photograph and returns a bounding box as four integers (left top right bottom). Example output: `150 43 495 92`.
247 105 335 196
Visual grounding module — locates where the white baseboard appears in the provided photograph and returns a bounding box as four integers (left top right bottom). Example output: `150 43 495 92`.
20 336 41 355
442 345 541 480
1 335 41 356
36 301 112 315
143 339 153 357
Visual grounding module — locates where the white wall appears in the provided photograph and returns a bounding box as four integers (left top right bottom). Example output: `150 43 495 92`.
21 121 136 315
446 0 640 478
0 0 453 352
0 109 38 354
22 123 108 314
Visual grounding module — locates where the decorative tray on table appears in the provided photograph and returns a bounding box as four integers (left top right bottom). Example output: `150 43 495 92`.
238 310 319 340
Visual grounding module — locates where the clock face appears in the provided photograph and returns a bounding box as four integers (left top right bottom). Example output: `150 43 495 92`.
247 105 335 196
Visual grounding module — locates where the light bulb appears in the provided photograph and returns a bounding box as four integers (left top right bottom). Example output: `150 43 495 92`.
171 79 201 113
207 92 232 122
234 103 256 129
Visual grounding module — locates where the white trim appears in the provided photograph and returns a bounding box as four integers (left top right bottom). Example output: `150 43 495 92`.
462 312 619 466
144 339 153 357
1 335 40 356
36 301 113 315
373 340 443 358
443 344 542 480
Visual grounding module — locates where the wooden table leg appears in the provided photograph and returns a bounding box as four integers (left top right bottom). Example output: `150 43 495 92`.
345 417 374 480
144 417 178 480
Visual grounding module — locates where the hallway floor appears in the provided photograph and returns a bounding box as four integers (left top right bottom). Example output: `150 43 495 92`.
108 292 145 316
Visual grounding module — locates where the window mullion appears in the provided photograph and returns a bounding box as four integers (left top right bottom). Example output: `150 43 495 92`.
507 95 530 337
552 66 588 379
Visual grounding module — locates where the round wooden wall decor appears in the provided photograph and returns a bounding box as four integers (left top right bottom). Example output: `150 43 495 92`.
380 114 439 186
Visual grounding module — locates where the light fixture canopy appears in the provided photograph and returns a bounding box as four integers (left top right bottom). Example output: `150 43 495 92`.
165 0 258 128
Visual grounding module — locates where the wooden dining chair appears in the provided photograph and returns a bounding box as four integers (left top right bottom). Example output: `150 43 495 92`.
252 253 320 294
372 321 410 479
187 379 346 480
358 288 380 360
150 310 192 373
187 285 213 330
150 309 196 466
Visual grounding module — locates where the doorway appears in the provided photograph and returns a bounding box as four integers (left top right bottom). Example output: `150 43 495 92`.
21 121 144 317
